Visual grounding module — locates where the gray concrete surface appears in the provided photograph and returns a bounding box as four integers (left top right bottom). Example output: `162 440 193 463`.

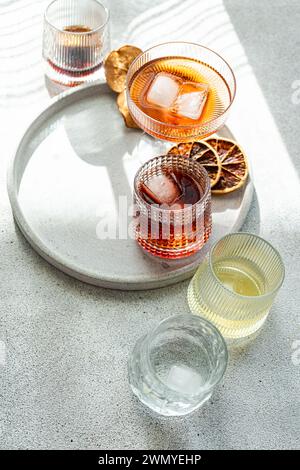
0 0 299 449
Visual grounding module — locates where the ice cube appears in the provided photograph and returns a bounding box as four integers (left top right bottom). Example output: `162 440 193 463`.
146 72 181 109
174 82 209 120
166 364 204 394
141 173 182 205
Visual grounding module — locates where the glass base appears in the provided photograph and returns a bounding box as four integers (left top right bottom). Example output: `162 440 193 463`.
133 122 218 143
136 237 207 260
136 226 212 260
44 60 103 87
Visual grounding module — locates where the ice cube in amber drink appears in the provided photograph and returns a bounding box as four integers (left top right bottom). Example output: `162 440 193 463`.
140 173 182 206
174 82 209 120
144 72 209 122
134 155 212 259
126 42 236 141
146 72 181 109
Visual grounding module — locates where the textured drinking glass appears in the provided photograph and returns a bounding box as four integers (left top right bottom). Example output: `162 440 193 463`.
133 155 212 259
188 233 285 339
126 42 236 142
128 314 228 416
43 0 109 86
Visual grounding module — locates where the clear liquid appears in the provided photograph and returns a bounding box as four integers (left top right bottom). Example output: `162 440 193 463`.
128 328 223 416
150 337 213 396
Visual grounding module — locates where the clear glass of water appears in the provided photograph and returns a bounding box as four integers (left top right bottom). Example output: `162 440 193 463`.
43 0 110 86
128 314 228 416
188 232 285 340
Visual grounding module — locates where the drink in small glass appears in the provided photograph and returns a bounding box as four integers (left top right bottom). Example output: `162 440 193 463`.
188 233 285 339
128 314 228 416
133 154 212 259
43 0 109 86
126 42 236 141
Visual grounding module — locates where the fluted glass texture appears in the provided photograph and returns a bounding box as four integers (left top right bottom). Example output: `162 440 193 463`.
133 155 212 259
188 233 285 339
126 42 236 142
43 0 109 85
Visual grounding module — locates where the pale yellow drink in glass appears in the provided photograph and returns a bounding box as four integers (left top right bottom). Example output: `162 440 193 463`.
188 233 285 339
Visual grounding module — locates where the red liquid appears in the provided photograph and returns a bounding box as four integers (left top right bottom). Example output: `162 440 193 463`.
48 59 102 77
47 25 102 85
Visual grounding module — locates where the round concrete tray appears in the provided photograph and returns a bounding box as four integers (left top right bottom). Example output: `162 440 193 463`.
7 81 253 290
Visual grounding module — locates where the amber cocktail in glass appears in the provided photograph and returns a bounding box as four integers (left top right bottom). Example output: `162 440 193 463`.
126 42 236 142
134 154 212 259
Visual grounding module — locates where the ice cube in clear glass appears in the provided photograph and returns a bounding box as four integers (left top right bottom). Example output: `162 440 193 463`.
146 72 182 109
166 364 205 394
141 173 182 205
174 82 209 120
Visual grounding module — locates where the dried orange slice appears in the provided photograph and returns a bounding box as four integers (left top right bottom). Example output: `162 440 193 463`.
117 91 139 129
104 45 142 93
167 141 221 188
206 137 249 194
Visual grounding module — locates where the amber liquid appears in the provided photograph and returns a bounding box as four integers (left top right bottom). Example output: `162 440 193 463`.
48 25 102 79
136 170 211 258
129 56 231 127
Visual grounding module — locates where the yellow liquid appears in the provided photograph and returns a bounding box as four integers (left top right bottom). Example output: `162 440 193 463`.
213 257 265 296
188 257 268 339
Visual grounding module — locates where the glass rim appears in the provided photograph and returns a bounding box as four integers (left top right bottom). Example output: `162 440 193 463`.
126 41 237 130
145 314 228 397
133 154 211 213
44 0 110 35
209 232 285 300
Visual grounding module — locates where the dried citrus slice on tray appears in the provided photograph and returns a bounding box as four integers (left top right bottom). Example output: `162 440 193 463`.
167 141 221 188
104 45 142 93
206 137 249 194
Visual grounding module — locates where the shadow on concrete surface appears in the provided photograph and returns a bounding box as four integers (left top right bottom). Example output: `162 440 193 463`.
224 0 300 177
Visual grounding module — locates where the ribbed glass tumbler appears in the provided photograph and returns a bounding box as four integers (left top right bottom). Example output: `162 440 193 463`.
43 0 109 86
128 314 228 416
126 42 236 141
133 155 212 259
188 233 285 339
